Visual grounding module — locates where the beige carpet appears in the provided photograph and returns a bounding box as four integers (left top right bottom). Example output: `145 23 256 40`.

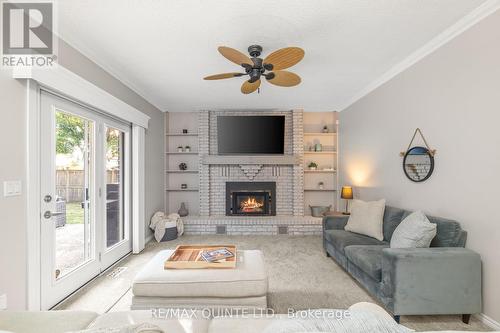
56 235 491 332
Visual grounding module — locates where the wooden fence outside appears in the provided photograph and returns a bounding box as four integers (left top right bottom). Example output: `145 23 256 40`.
56 169 120 202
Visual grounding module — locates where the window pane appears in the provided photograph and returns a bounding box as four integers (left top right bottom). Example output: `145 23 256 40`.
55 111 94 278
106 127 124 247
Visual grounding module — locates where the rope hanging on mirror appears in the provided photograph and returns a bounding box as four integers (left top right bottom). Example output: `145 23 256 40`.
399 128 436 157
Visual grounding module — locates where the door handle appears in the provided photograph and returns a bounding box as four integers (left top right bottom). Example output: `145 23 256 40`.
44 211 64 219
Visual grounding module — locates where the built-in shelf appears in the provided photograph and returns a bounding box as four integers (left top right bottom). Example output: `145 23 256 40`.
166 188 199 192
304 170 336 173
304 132 337 136
304 151 337 155
165 112 201 216
304 188 337 192
165 133 199 136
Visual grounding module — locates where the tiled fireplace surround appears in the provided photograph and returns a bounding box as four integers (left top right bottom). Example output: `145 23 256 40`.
183 110 322 235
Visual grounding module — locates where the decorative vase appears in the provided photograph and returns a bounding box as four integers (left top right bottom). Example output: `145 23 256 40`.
315 143 322 152
178 202 189 217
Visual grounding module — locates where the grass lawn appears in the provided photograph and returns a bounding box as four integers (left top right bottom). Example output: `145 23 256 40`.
66 202 84 224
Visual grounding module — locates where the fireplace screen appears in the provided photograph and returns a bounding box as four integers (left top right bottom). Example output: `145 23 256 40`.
226 182 276 216
234 192 269 215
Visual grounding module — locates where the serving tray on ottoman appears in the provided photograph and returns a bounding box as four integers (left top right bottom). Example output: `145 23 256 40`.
164 245 237 269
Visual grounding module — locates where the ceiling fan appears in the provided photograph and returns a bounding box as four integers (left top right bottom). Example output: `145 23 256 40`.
204 45 304 94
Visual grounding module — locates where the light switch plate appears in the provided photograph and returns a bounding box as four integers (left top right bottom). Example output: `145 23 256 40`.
0 294 7 310
3 180 22 197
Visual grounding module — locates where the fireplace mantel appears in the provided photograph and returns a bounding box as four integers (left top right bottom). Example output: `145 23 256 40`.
201 154 301 165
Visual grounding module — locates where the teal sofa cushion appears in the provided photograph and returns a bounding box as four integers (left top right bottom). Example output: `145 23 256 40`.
378 206 467 247
345 245 388 281
427 215 467 247
382 206 406 241
324 230 386 254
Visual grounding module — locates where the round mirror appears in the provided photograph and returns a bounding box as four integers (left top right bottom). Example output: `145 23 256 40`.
403 146 434 182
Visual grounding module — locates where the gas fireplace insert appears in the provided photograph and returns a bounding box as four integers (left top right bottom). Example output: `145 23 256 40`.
226 182 276 216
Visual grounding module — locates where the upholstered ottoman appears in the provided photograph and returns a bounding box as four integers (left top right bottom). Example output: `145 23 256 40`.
132 249 268 310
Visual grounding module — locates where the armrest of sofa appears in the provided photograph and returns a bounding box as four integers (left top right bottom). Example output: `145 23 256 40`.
322 215 349 231
381 247 482 316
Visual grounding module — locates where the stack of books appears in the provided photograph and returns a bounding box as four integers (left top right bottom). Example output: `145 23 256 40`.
200 247 234 262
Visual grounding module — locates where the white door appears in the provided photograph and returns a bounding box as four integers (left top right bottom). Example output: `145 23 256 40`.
40 91 131 309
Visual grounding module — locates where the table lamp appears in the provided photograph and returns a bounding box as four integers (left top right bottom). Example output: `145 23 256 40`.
341 186 353 215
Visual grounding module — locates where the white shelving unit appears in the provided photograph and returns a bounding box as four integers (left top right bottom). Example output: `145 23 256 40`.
303 112 339 215
164 112 200 215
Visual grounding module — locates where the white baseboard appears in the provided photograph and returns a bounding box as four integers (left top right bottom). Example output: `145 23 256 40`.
475 312 500 330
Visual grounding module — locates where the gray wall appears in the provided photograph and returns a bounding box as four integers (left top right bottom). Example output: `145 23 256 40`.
339 10 500 323
0 71 28 310
0 39 164 310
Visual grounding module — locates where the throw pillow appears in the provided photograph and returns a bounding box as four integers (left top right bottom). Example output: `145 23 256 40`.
390 210 437 248
344 199 386 241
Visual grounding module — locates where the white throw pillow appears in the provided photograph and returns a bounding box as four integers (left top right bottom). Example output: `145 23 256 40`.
390 210 437 248
344 199 386 241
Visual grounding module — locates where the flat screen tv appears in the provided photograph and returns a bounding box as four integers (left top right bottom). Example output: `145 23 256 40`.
217 116 285 155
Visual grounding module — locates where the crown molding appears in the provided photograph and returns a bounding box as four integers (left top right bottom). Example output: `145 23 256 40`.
339 0 500 111
57 34 166 112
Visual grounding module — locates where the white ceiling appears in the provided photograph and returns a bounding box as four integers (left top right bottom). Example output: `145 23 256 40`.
57 0 487 112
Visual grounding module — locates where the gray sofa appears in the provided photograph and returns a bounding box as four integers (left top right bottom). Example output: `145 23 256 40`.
322 206 482 323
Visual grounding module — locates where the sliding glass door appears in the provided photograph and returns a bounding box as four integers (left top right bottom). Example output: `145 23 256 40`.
40 91 131 309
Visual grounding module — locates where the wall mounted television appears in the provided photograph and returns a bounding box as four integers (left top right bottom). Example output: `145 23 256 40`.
217 116 285 155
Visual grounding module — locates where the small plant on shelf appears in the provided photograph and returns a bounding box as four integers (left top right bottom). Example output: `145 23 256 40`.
318 181 324 190
308 162 318 170
185 145 191 152
177 146 183 152
322 125 329 133
179 162 188 171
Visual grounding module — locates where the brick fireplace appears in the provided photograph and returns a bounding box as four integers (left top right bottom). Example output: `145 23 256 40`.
179 109 324 235
198 109 305 217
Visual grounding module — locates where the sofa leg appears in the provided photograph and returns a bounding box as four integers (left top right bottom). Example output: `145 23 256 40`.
462 314 471 324
393 315 400 324
326 251 331 257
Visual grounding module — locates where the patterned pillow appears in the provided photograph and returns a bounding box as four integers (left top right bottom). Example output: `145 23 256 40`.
390 210 437 248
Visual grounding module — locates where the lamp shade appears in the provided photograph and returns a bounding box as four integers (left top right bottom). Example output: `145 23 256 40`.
341 186 353 199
